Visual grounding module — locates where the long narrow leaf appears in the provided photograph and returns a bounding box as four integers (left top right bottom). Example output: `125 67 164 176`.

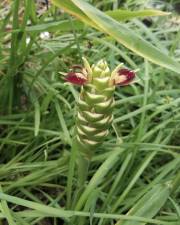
106 9 170 21
13 9 168 33
0 192 171 224
115 183 171 225
71 0 180 73
51 0 180 74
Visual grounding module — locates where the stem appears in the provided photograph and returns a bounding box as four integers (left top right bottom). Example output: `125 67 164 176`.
77 154 90 189
66 138 78 209
8 0 20 114
66 137 90 210
75 149 120 211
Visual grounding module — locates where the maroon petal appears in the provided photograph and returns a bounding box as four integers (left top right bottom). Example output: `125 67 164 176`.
115 68 135 86
66 72 87 85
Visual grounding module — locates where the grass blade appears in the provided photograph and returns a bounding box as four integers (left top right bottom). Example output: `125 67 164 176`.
0 192 171 224
106 9 170 21
51 0 180 73
115 183 171 225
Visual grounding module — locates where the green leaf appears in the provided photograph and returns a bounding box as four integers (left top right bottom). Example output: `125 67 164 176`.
51 1 170 26
0 186 16 225
115 183 171 225
32 96 40 137
13 9 168 33
51 0 98 28
51 0 180 74
106 9 170 21
0 192 168 224
12 20 84 33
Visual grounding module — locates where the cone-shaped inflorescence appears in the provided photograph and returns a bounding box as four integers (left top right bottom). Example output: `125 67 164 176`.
66 58 135 159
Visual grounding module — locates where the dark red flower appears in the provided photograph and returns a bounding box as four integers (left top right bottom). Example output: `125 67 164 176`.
115 68 135 86
66 65 87 85
66 72 87 85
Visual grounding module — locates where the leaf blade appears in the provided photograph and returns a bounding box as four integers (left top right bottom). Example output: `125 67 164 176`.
71 0 180 73
106 9 170 21
51 0 180 74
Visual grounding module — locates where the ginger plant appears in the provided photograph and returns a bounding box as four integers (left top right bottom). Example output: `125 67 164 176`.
65 58 135 207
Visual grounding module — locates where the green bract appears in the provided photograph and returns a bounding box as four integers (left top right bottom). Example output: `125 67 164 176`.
76 59 115 157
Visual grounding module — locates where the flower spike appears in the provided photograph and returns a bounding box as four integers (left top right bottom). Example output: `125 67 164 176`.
65 59 136 158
